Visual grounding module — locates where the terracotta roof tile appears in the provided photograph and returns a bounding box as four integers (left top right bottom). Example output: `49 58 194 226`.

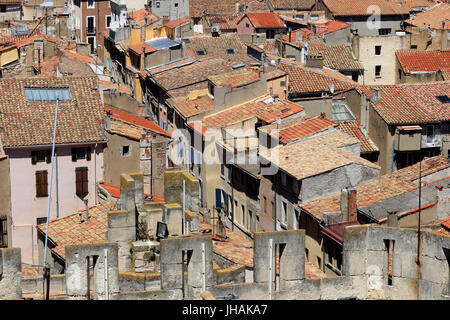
311 19 350 34
269 0 315 10
244 12 286 28
167 94 214 118
128 42 157 54
396 50 450 74
105 106 170 138
308 44 363 71
0 77 105 147
190 0 245 17
247 0 271 12
164 16 191 29
279 62 356 95
359 81 450 124
322 0 410 16
208 67 261 88
300 156 450 220
205 14 242 31
128 9 160 26
336 120 379 153
405 3 450 30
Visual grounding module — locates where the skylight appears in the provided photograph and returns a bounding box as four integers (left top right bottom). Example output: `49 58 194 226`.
24 88 73 101
226 49 235 54
196 50 206 55
436 95 450 104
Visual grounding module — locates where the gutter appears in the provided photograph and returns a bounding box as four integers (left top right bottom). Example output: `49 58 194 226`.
3 140 107 149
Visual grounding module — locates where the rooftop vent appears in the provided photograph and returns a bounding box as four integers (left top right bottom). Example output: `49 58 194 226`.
232 63 245 69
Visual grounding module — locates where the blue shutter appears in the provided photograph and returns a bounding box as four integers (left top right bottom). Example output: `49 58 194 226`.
215 189 221 209
190 147 194 165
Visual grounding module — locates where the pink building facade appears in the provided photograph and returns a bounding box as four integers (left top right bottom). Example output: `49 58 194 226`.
7 143 105 264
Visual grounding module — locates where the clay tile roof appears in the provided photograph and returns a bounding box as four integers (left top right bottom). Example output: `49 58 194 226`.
190 0 245 17
128 9 160 26
359 81 450 124
247 0 271 12
266 132 377 180
323 0 410 16
128 42 156 54
61 50 95 64
405 3 450 30
0 77 106 147
311 19 350 34
396 50 450 74
199 95 303 129
280 62 356 95
244 12 286 28
261 116 337 144
164 16 191 29
205 14 242 31
37 200 117 260
269 0 316 10
166 94 215 118
336 120 379 154
300 155 450 220
308 44 363 71
281 28 314 42
441 69 450 80
441 217 450 230
104 106 170 138
98 182 165 202
208 67 260 88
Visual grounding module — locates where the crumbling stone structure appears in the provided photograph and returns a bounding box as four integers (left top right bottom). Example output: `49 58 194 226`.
0 248 22 299
65 243 119 300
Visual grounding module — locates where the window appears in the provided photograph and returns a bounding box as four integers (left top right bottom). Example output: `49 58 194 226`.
448 149 450 159
174 3 178 7
156 1 160 8
241 204 245 226
410 44 417 50
226 49 235 54
310 14 319 21
0 216 8 247
282 201 287 224
106 15 111 28
87 16 95 33
196 50 206 55
263 196 267 215
436 95 450 103
72 147 91 161
294 209 300 229
246 23 250 28
426 125 434 143
35 170 48 197
375 45 381 55
375 65 381 77
121 145 131 157
87 0 94 8
295 14 304 21
271 200 275 221
31 150 51 164
221 163 225 176
281 173 287 187
266 29 275 39
24 88 72 101
280 81 286 87
75 167 89 198
378 28 391 35
74 0 80 7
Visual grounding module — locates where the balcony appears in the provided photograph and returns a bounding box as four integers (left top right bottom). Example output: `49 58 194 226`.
394 126 421 151
86 26 96 34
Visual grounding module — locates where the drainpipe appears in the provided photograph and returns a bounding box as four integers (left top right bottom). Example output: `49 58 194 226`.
391 139 395 173
55 150 59 218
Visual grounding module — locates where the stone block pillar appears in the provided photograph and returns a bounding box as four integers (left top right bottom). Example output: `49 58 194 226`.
0 248 22 299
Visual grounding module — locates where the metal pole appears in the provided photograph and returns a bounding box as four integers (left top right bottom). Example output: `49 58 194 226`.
182 179 185 235
55 151 59 219
104 248 109 300
43 98 59 273
417 159 422 266
201 242 206 292
268 238 273 300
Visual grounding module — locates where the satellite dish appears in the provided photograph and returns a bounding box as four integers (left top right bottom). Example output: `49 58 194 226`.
329 83 335 94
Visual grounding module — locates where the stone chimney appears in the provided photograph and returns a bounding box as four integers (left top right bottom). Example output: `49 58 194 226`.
370 88 381 104
340 187 357 222
387 210 398 227
305 53 323 69
436 184 450 221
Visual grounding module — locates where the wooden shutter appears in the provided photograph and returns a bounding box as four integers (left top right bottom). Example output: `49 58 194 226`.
46 150 51 163
36 170 48 197
31 151 37 165
86 147 91 161
76 167 88 197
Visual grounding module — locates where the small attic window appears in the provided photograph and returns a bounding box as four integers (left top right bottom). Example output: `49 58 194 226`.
196 50 206 55
436 95 450 103
281 108 290 113
226 49 235 54
25 88 72 101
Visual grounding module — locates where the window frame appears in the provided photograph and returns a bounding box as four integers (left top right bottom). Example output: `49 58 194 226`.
87 0 95 9
35 170 49 198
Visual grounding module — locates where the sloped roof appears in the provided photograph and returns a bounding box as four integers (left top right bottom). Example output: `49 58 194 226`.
0 77 105 148
128 9 160 26
359 81 450 124
312 19 350 34
190 0 245 17
322 0 410 16
166 94 215 118
336 120 379 154
164 16 191 29
279 62 356 95
405 3 450 29
308 44 363 71
396 50 450 74
269 0 316 10
244 12 285 28
208 67 261 88
300 156 450 220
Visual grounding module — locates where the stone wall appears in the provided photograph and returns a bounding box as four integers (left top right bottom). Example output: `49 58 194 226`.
0 248 21 299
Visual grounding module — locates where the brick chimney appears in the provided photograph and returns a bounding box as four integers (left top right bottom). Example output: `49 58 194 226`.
370 88 381 104
340 187 357 222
